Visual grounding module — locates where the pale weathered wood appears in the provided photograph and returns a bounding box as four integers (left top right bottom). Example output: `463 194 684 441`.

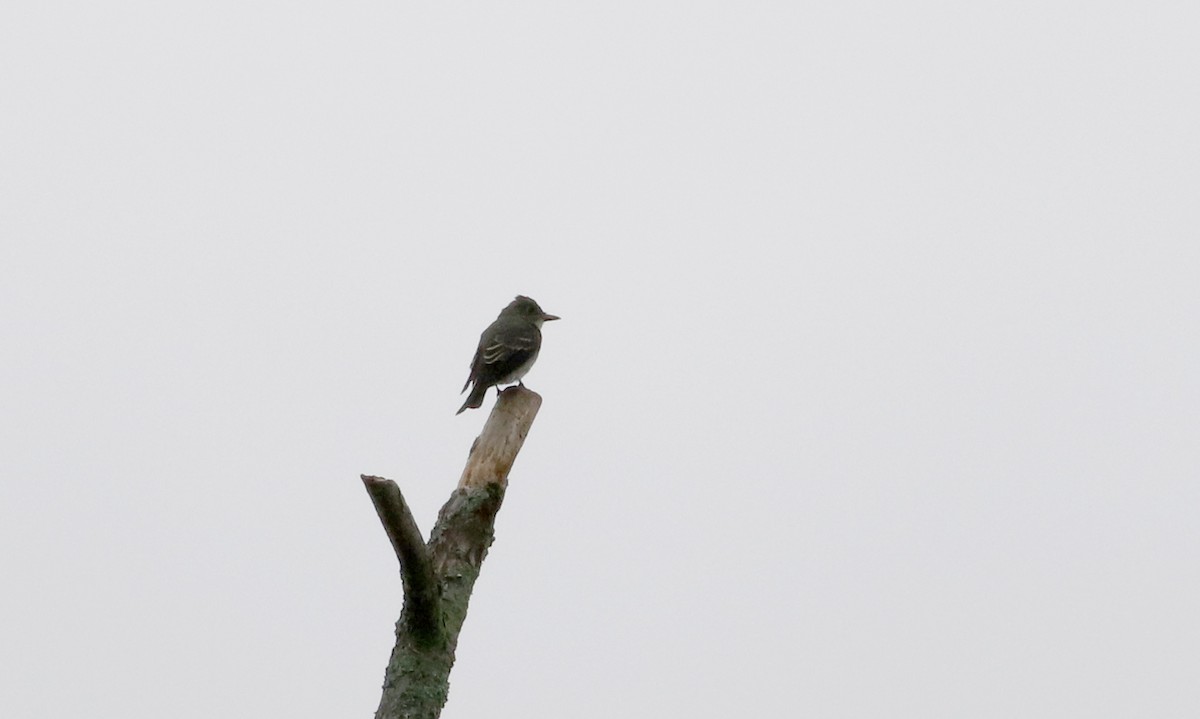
458 386 543 491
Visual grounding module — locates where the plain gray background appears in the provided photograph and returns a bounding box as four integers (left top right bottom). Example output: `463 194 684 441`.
2 2 1197 717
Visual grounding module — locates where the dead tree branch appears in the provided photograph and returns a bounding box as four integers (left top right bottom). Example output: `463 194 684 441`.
361 475 441 644
363 386 544 719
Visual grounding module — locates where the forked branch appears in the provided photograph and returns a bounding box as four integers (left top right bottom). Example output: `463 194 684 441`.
363 386 544 719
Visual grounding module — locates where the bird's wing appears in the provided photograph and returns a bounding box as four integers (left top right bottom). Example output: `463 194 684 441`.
481 322 539 367
462 320 539 392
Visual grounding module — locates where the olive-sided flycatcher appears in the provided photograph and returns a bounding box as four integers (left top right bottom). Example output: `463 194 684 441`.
457 295 559 414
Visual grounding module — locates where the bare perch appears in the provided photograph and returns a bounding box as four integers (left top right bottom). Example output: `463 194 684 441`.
364 385 544 719
458 385 544 491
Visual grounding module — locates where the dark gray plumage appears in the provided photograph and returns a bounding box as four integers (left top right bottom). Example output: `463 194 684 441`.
457 296 559 414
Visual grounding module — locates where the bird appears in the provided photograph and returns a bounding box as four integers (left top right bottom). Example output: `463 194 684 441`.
457 295 559 414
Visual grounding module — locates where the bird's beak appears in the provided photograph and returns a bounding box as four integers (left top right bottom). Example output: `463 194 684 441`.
542 313 560 321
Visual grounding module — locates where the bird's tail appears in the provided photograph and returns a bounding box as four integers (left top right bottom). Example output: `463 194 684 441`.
456 383 489 414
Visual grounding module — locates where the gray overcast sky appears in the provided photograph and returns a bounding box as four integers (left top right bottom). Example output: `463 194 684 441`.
2 2 1198 717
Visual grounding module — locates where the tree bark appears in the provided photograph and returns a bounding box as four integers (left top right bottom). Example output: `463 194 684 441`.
362 386 543 719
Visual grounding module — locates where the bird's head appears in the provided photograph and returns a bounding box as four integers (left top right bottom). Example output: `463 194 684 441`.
503 295 560 326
